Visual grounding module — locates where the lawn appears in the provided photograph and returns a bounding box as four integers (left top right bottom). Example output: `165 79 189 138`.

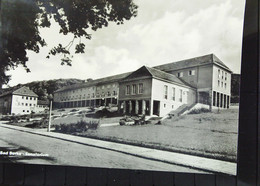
78 108 239 162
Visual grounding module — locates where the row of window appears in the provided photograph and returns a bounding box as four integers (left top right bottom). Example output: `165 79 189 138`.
126 84 143 95
218 69 228 81
18 103 36 107
59 84 118 96
177 70 195 78
213 91 230 108
22 96 36 100
217 80 227 89
60 91 118 101
164 85 183 102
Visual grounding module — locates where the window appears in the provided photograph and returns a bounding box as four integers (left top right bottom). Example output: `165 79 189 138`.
177 72 183 77
25 103 28 106
213 91 216 106
222 71 224 79
126 85 130 95
172 87 175 101
218 80 220 87
224 83 227 89
22 96 24 99
113 91 117 96
26 97 28 100
132 84 137 94
164 104 166 108
225 72 227 81
27 110 29 112
29 104 32 106
179 89 183 102
34 97 36 100
23 110 25 112
188 70 195 76
138 83 143 94
107 91 111 96
30 97 32 100
221 82 223 87
22 103 24 106
164 85 168 99
218 69 221 78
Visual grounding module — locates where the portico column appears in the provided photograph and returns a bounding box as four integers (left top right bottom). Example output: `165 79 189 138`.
209 91 212 111
123 101 126 114
129 101 132 114
142 100 146 115
135 100 139 114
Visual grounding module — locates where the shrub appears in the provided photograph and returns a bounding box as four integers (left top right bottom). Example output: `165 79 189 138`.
55 120 99 133
188 108 211 114
70 109 78 112
25 118 48 128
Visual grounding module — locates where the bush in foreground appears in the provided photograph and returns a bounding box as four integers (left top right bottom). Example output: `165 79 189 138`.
188 108 211 114
55 120 100 134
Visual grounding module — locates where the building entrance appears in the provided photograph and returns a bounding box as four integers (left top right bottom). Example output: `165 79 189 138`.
153 100 160 116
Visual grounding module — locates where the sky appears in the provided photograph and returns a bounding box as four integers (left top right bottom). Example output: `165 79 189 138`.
5 0 246 87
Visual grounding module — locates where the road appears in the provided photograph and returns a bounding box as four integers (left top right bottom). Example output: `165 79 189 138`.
0 125 204 173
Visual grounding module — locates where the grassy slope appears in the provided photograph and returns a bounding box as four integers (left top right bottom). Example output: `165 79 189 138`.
80 109 238 162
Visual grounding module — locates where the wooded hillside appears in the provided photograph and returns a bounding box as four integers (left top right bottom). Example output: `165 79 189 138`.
1 79 84 100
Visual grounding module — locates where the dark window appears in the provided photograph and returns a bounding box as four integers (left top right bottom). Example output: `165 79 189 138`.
164 85 168 99
126 85 130 95
224 95 226 108
213 91 216 106
177 72 183 77
227 95 230 108
138 83 143 94
220 93 223 107
132 84 137 94
217 92 220 107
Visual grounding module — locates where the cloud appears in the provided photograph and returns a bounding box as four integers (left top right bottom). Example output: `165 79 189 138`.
6 0 245 87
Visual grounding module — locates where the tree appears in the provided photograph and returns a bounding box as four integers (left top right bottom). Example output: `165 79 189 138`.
0 0 138 85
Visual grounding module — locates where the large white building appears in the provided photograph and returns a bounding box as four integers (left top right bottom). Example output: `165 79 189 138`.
53 54 232 117
0 86 41 115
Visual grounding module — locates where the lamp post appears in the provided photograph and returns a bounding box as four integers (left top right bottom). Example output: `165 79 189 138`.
47 94 53 132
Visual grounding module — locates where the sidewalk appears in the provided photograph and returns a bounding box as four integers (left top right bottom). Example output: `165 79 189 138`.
0 123 236 175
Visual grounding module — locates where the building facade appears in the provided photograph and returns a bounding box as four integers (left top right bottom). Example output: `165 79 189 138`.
154 54 232 109
53 54 232 117
0 86 39 115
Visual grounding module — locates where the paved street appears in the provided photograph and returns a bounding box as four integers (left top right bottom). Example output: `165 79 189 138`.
0 124 204 173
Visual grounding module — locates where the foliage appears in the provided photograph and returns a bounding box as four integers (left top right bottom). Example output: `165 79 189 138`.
0 0 138 84
231 73 240 103
188 108 211 114
1 78 84 100
55 120 99 133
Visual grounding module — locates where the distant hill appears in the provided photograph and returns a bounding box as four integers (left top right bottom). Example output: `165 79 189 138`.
231 73 240 103
0 79 85 100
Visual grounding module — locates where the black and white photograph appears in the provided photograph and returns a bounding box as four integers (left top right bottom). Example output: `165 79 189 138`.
0 0 245 176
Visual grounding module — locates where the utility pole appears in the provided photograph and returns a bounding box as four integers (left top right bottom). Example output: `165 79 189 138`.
47 94 53 132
